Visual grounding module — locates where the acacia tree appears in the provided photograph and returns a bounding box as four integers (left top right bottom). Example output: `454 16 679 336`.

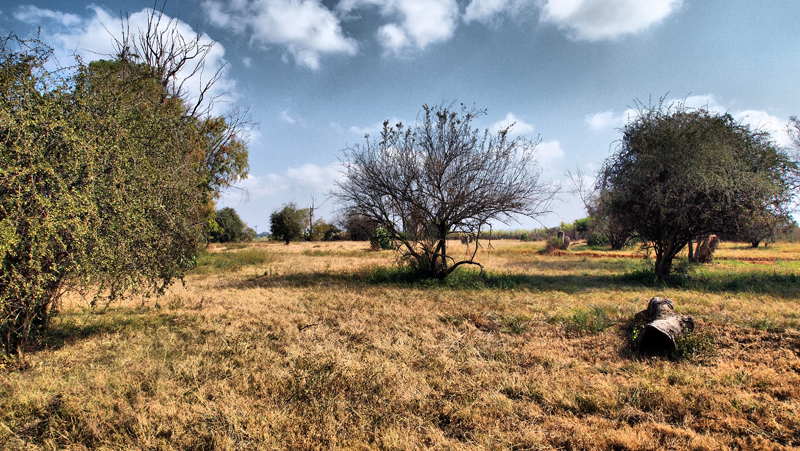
600 101 797 278
336 103 557 279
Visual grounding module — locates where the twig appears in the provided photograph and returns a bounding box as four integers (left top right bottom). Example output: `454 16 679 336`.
298 319 323 332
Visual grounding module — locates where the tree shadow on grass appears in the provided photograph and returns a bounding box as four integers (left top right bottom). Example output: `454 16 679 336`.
27 308 184 356
220 265 800 299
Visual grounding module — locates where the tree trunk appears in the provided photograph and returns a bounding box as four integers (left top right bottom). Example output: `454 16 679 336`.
687 240 695 262
654 253 672 279
636 297 694 355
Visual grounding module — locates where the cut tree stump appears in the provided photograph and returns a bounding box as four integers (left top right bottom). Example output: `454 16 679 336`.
635 297 695 355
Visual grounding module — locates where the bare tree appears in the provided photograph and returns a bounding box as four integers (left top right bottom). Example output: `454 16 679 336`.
335 103 557 279
111 2 225 119
566 167 632 250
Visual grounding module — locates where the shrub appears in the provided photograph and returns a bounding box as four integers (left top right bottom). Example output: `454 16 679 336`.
0 34 248 357
544 237 564 253
587 232 609 247
562 306 617 335
370 228 393 250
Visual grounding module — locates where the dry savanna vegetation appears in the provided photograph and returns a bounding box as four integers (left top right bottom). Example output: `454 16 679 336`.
1 239 799 450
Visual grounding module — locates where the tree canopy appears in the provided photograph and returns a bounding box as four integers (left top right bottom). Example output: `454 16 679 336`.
210 207 254 243
270 203 308 245
0 27 249 357
599 101 797 278
335 103 557 279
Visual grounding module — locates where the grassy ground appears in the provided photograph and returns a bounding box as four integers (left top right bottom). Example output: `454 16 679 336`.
1 240 799 450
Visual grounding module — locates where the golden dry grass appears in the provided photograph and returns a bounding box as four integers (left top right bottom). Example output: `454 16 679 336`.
1 239 799 450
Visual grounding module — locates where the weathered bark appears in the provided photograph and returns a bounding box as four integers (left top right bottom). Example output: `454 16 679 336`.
696 235 720 263
653 254 674 279
636 297 694 355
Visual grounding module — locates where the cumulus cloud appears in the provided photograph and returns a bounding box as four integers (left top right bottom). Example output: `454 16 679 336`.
223 173 289 201
536 139 565 164
539 0 681 40
736 110 793 148
201 0 357 69
14 5 236 111
339 0 459 55
586 94 794 147
671 95 792 147
490 112 536 136
286 163 345 190
14 5 82 27
585 110 631 130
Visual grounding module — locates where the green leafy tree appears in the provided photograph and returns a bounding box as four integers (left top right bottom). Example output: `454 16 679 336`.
600 100 797 278
733 211 791 248
308 218 340 241
0 27 249 357
270 203 308 245
210 207 252 243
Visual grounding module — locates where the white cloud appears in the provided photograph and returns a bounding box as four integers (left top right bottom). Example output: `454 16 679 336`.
201 0 240 31
536 139 565 164
587 95 794 147
585 110 630 130
280 109 298 124
221 162 343 204
14 5 81 27
16 5 236 112
670 95 792 146
201 0 357 70
490 112 536 136
376 24 410 54
242 56 252 67
539 0 681 41
286 163 345 190
735 110 793 148
340 0 459 54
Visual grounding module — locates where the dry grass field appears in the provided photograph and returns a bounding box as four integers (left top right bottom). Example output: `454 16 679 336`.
2 239 799 450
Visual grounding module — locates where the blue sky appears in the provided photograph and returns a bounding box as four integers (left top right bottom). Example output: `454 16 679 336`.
3 0 799 231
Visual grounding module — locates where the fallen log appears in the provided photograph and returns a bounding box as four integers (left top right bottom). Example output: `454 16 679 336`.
635 297 695 355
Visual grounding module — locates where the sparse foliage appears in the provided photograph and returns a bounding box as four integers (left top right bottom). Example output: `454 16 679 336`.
336 103 557 278
567 168 631 249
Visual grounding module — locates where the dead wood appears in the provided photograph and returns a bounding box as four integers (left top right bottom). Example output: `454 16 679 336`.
636 297 695 355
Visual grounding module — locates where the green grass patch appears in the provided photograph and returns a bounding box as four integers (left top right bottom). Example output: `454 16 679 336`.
362 265 520 289
301 249 370 258
192 248 276 274
556 305 618 335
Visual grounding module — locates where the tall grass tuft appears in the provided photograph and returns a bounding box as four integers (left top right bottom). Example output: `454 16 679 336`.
559 305 618 335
